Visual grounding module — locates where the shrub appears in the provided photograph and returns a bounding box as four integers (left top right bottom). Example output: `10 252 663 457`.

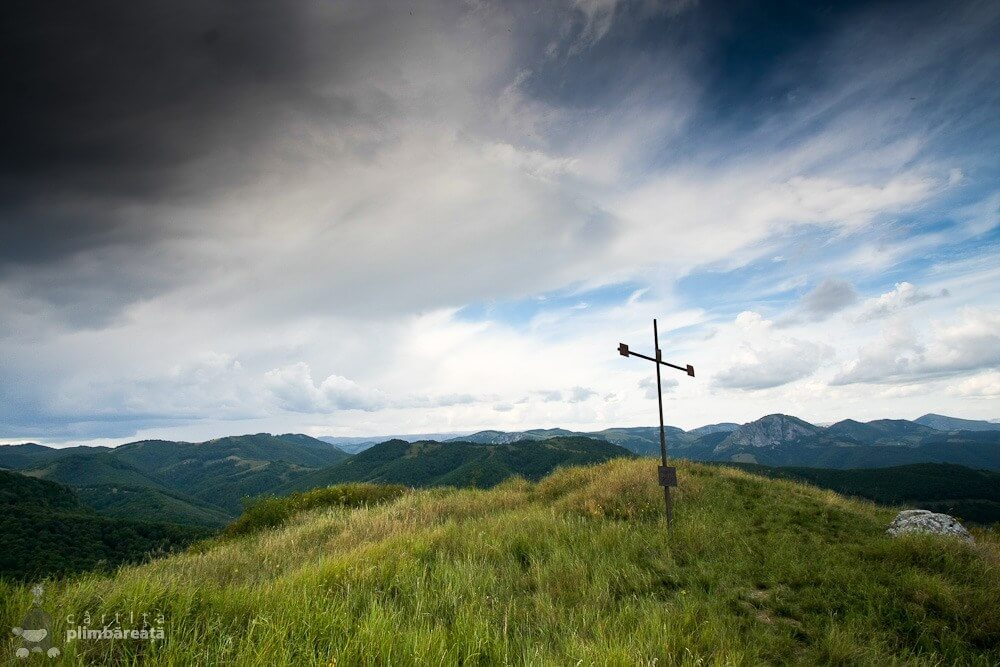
224 483 407 538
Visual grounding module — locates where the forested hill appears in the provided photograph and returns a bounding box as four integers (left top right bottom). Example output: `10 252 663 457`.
0 470 210 579
0 433 349 521
280 436 632 493
723 462 1000 525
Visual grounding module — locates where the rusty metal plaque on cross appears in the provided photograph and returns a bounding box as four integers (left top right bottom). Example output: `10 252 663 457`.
658 465 677 487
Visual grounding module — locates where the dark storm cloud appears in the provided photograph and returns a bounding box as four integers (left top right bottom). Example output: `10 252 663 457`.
2 0 646 327
2 2 271 266
2 2 310 193
4 0 981 269
0 0 506 329
0 0 422 268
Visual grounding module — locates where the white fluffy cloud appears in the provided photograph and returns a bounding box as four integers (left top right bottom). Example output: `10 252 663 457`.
713 312 834 390
833 308 1000 385
947 372 1000 398
263 363 387 413
856 282 949 321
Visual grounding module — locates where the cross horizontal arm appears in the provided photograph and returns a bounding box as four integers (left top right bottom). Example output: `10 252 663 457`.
618 345 695 376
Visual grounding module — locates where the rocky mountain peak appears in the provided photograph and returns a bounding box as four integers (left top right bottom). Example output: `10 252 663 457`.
715 414 821 451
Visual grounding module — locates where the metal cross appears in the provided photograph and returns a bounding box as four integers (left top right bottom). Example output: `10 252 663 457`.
618 318 695 526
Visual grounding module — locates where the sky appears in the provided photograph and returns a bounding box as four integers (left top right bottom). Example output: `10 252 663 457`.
1 0 998 446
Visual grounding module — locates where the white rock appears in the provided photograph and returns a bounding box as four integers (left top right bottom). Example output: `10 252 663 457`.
886 509 974 542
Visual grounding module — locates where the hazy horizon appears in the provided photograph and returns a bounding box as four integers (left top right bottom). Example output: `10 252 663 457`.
5 411 998 449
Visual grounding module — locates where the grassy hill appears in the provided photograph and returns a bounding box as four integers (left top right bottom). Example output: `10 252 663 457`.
724 462 1000 525
279 436 632 493
2 459 996 664
0 471 211 580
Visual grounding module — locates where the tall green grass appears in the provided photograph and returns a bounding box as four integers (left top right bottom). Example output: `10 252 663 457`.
2 459 997 665
223 483 407 538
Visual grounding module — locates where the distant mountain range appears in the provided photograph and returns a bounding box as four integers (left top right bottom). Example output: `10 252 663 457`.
431 413 1000 470
2 413 997 533
914 413 1000 432
319 432 474 454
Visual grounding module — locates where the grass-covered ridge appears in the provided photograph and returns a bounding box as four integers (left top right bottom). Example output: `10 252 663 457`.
2 459 997 664
223 483 407 538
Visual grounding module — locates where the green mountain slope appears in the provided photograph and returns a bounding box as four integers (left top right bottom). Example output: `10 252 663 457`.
24 452 169 490
0 471 210 580
826 419 938 444
413 415 999 470
113 433 347 474
723 462 1000 525
429 416 997 468
280 436 633 493
3 459 995 664
688 422 740 436
587 426 693 456
76 484 234 527
22 452 232 526
0 468 78 511
2 433 349 519
0 443 109 470
915 413 1000 432
108 433 350 513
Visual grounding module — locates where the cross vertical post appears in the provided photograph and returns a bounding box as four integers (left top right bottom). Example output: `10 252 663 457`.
618 318 695 527
653 318 672 522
